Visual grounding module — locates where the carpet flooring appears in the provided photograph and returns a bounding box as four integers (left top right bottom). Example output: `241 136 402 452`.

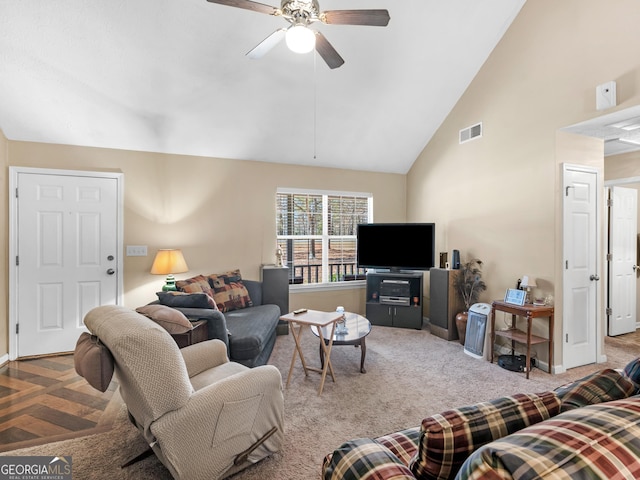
2 324 638 479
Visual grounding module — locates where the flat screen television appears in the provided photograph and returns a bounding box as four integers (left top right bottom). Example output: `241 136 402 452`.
356 223 435 271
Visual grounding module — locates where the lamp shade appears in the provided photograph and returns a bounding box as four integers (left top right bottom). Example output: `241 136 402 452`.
150 249 189 275
520 275 537 289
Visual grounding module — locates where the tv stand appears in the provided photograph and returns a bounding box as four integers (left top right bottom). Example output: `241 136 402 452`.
365 271 423 329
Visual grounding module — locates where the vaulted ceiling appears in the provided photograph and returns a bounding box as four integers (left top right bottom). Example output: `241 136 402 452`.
0 0 526 174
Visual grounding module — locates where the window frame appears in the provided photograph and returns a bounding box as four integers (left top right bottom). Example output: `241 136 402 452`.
276 187 373 290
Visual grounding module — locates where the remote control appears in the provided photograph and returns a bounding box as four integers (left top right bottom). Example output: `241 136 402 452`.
293 308 307 314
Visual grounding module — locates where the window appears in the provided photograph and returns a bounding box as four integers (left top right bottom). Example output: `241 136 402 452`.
276 189 372 285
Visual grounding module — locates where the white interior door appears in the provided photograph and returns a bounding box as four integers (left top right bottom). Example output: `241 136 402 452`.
608 186 638 336
563 165 598 369
12 169 122 357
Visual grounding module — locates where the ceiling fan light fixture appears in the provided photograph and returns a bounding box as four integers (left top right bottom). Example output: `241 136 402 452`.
285 25 315 53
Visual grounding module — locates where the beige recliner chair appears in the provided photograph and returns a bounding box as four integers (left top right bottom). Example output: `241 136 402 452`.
80 305 284 480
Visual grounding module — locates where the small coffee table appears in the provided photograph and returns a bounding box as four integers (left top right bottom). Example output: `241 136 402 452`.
311 313 372 373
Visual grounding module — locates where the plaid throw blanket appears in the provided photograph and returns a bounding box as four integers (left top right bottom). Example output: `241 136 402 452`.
457 395 640 479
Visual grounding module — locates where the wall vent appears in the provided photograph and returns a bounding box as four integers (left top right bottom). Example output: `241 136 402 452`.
459 122 483 144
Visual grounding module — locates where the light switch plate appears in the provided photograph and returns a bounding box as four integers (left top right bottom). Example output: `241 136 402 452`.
126 245 148 256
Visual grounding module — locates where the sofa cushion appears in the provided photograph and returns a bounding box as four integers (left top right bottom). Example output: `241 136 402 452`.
457 396 640 480
555 368 635 412
136 304 194 334
208 269 253 313
623 357 640 393
74 332 115 392
409 391 561 480
176 274 215 297
323 438 416 480
225 304 279 361
376 427 421 465
156 291 217 310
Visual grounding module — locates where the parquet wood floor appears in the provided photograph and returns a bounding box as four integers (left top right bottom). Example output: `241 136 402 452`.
0 354 118 453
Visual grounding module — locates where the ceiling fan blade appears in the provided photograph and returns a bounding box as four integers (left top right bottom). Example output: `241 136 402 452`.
246 28 287 58
314 32 344 69
321 9 390 27
206 0 279 16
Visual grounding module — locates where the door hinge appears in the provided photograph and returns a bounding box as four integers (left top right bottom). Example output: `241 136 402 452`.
606 307 612 316
16 256 19 266
15 187 18 198
565 333 568 343
565 260 568 269
606 253 613 262
607 197 613 207
16 323 19 334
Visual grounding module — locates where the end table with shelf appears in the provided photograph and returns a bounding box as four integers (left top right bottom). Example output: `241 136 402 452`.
489 300 554 379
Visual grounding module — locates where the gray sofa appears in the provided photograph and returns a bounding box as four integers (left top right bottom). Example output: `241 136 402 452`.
154 279 287 367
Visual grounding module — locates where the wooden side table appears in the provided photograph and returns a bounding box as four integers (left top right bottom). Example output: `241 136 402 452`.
170 320 208 348
490 300 554 379
280 309 343 395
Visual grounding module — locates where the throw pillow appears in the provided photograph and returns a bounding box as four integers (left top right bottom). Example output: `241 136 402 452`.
409 391 561 480
623 357 640 393
323 438 416 480
156 291 217 310
74 332 115 392
136 304 194 334
207 269 253 313
176 274 215 297
555 368 636 412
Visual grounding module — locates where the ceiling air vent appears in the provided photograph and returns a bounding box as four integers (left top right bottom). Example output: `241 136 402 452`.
459 122 482 144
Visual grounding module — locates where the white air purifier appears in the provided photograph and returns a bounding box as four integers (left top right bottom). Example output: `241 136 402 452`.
464 303 491 359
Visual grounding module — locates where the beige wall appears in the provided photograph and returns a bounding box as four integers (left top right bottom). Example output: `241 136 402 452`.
2 141 406 356
407 0 640 370
605 152 640 181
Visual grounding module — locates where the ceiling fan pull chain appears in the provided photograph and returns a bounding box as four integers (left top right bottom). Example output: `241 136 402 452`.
313 49 317 160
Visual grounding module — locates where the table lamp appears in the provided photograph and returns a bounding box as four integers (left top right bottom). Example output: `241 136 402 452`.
520 275 537 304
150 249 189 291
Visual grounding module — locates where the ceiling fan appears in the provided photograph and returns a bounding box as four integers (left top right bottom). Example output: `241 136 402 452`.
206 0 390 69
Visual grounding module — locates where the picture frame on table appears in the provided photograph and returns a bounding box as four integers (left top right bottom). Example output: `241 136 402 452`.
504 288 526 306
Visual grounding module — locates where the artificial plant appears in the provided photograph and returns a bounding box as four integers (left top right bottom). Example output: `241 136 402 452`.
454 258 487 311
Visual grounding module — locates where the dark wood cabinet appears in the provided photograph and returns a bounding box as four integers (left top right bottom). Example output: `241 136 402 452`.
365 271 423 329
170 320 208 348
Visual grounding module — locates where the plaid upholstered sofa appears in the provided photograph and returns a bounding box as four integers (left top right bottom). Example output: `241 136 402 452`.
323 364 640 480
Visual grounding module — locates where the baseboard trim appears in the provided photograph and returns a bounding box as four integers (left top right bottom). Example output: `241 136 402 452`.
0 354 8 368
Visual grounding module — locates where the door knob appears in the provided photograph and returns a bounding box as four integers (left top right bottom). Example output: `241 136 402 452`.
634 265 639 271
590 274 600 281
107 268 115 275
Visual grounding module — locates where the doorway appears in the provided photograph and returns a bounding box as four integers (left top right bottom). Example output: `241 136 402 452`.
605 177 640 336
559 105 640 371
9 167 124 359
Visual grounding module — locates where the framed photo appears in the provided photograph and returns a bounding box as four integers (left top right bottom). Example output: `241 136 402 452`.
504 288 526 306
